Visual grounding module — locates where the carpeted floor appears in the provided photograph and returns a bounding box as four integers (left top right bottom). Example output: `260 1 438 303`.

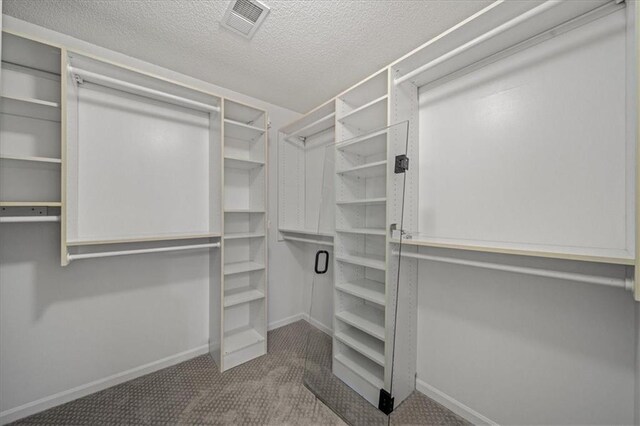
13 320 469 425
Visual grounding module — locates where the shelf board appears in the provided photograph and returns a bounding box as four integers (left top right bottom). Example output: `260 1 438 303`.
336 228 385 236
337 160 386 178
1 94 60 109
279 228 334 238
336 279 385 306
224 232 265 240
66 232 220 246
0 154 62 164
224 156 265 170
224 326 265 355
0 201 61 207
336 198 386 206
224 118 265 141
335 328 385 366
0 215 60 223
336 128 387 155
224 260 265 275
336 304 385 341
334 352 384 389
224 209 265 214
286 112 335 141
224 288 265 308
0 95 61 122
338 95 387 131
336 253 386 270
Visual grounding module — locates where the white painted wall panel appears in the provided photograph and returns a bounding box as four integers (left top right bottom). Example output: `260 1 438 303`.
415 252 636 425
418 10 631 259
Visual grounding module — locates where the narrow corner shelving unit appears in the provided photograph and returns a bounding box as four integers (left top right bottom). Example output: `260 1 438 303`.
221 99 268 371
278 100 336 243
0 32 63 225
333 68 390 405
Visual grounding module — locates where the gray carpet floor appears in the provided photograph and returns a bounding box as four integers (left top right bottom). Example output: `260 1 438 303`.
13 320 469 425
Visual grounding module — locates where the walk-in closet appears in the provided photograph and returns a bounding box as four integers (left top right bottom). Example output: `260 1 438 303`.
1 1 639 425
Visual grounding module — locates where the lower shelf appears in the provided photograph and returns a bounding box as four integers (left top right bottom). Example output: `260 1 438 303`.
334 350 384 390
224 326 265 355
224 288 265 308
224 261 265 275
0 215 60 223
335 327 385 366
335 304 385 341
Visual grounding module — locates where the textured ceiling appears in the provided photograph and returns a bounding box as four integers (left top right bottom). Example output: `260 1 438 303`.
2 0 492 112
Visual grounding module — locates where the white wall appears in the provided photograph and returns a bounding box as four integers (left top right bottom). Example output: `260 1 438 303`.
0 14 302 423
414 248 638 425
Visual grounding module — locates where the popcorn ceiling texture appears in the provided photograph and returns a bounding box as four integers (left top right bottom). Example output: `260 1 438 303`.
2 0 491 113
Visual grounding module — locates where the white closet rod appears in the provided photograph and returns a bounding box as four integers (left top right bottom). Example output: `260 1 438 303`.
67 242 220 262
395 0 562 85
0 216 61 223
68 66 220 113
282 235 334 247
392 250 634 291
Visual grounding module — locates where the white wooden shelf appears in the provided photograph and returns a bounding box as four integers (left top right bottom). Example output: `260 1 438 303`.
224 209 265 213
0 201 61 207
336 161 386 178
335 328 385 366
336 128 387 155
336 279 385 306
285 112 335 141
336 304 385 341
279 227 335 238
224 261 265 276
66 233 220 246
224 232 265 240
224 326 265 355
336 198 386 206
0 154 62 164
336 253 385 270
335 228 385 236
0 95 61 122
1 94 59 109
338 95 387 131
224 156 265 170
224 288 265 308
334 352 384 389
0 215 61 223
224 118 265 141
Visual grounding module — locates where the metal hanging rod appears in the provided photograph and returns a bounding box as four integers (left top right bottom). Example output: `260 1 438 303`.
68 66 220 113
67 242 220 262
392 250 634 291
0 216 61 223
395 0 564 86
282 235 334 247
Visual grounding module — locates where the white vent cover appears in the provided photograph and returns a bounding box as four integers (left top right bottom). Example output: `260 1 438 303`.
221 0 270 39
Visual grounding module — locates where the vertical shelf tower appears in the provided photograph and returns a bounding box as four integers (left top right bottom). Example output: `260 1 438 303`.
333 69 394 406
217 99 268 371
0 32 63 223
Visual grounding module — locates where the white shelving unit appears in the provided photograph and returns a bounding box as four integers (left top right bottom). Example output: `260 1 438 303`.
217 99 268 371
278 100 336 242
0 32 62 224
333 69 392 407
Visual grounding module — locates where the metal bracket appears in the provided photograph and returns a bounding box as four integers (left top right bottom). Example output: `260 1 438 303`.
73 74 84 85
378 388 394 415
394 154 409 174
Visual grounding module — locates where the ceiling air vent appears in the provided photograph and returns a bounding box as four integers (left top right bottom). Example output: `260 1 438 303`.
221 0 270 39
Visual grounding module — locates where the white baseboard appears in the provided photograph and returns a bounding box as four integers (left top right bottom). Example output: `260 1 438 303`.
268 312 305 331
300 313 333 336
415 378 498 426
0 345 209 425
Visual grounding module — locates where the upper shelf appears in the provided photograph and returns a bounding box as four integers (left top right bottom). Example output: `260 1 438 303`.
284 112 335 142
392 0 620 88
338 95 387 131
336 128 387 156
224 118 265 141
0 95 61 122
